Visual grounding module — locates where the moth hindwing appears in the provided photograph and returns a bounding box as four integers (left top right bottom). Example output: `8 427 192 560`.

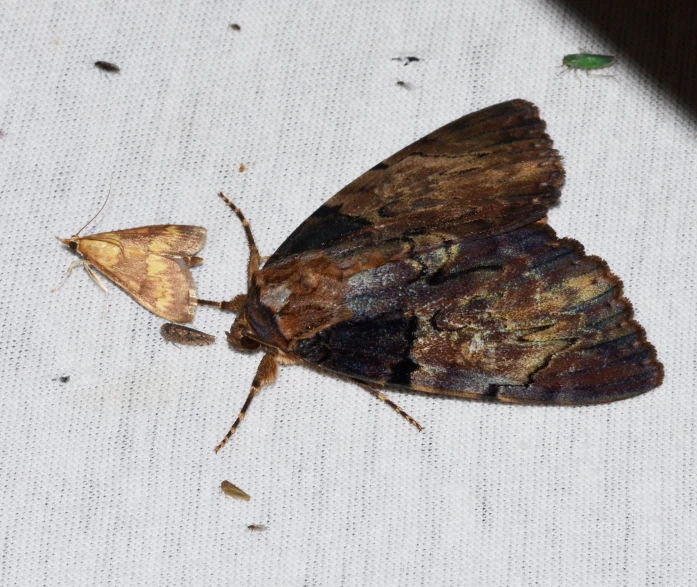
205 99 663 452
57 223 206 323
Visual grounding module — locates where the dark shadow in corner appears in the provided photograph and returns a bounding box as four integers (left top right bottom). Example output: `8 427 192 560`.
550 0 697 122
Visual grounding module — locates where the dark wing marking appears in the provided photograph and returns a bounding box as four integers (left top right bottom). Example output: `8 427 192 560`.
292 223 662 405
267 100 564 264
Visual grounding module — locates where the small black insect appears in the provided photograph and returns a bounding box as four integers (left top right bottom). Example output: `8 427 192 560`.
392 56 420 66
230 24 241 31
396 81 412 90
94 61 120 74
247 524 267 532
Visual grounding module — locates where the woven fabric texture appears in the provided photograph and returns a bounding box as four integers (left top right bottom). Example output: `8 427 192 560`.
0 0 694 585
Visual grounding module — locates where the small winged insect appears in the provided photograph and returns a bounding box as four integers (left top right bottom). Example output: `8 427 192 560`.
220 480 250 501
54 198 206 322
247 524 267 532
391 56 420 66
201 99 662 453
396 80 412 90
560 53 615 81
160 323 215 346
229 23 241 31
94 61 120 74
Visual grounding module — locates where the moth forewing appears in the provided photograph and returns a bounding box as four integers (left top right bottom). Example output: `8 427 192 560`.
57 225 206 323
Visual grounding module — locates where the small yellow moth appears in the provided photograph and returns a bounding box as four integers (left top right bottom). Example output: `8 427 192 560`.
55 202 206 322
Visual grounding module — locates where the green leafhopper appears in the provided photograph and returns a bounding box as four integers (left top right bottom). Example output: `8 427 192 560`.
562 53 615 71
560 53 616 82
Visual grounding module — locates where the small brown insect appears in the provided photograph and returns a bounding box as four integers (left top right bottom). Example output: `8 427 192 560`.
247 524 267 532
229 23 241 31
220 480 250 501
396 80 412 90
161 323 215 346
238 163 246 173
94 61 120 73
54 199 207 322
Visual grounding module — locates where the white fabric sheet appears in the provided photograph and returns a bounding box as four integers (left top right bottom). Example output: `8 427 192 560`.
0 0 694 585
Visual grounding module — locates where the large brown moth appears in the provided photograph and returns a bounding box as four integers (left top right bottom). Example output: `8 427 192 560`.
202 99 663 452
56 206 206 322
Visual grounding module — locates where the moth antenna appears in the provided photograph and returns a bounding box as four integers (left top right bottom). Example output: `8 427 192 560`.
215 353 278 453
74 179 112 237
217 192 260 286
350 378 423 432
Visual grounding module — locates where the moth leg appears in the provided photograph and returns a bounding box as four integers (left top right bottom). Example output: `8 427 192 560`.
51 259 87 292
83 263 110 321
215 353 278 453
217 192 260 283
198 294 246 313
183 256 204 267
350 378 423 432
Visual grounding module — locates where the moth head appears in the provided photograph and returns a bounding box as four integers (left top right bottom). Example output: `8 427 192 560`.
58 236 80 252
226 312 261 352
59 188 111 253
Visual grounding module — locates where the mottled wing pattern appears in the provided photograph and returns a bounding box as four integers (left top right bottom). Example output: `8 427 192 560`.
83 225 207 256
250 100 662 404
79 225 206 322
291 223 662 404
267 99 564 262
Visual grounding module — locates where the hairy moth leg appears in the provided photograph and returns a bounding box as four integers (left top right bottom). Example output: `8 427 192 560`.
198 294 246 313
182 256 204 267
215 352 278 453
218 192 259 283
350 378 423 432
199 192 260 312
